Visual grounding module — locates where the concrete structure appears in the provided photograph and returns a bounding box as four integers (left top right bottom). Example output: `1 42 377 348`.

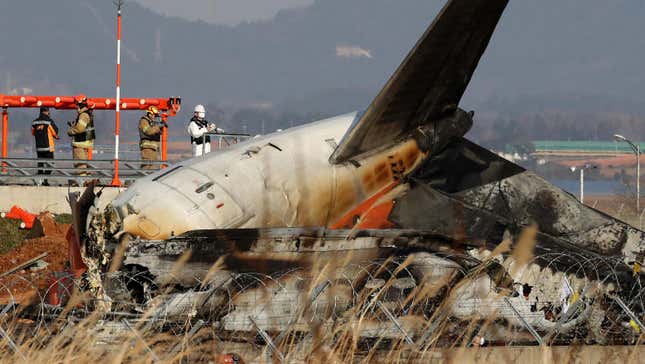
0 186 123 214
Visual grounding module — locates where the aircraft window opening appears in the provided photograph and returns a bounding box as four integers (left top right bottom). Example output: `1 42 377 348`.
152 165 183 181
195 182 214 194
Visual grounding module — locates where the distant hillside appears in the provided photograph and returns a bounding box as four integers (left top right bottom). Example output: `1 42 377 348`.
0 0 440 110
2 0 645 146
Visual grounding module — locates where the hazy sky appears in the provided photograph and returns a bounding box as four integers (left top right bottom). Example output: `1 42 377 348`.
132 0 314 25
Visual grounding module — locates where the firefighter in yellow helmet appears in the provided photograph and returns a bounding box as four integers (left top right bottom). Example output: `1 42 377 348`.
67 94 95 175
138 106 165 169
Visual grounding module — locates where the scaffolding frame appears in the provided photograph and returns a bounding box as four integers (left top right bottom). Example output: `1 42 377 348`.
0 94 181 186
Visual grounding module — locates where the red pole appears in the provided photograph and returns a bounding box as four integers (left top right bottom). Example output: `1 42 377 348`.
1 108 7 173
111 0 124 187
1 108 7 158
161 113 168 166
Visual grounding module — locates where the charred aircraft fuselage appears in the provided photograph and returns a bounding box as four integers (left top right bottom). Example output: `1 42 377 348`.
105 108 474 241
75 0 645 344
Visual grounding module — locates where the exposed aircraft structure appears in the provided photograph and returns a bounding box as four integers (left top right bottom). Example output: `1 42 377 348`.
64 0 645 346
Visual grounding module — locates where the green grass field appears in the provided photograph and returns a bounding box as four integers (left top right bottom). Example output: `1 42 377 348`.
0 218 29 254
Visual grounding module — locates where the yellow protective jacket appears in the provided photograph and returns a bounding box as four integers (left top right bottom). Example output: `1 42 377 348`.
138 114 162 151
67 107 95 149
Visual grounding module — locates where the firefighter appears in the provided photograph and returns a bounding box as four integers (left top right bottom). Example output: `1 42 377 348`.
138 106 165 169
188 104 223 157
31 107 59 182
66 94 95 175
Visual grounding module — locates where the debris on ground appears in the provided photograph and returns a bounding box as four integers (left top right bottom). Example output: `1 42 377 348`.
0 212 70 304
0 252 48 278
1 205 38 229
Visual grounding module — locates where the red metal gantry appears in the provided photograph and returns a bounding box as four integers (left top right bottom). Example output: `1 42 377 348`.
0 94 181 185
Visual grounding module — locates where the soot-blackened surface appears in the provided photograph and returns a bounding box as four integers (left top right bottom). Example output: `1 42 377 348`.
414 137 524 193
393 137 644 259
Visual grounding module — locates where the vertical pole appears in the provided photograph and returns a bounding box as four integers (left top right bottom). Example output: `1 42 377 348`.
161 113 168 167
1 108 7 159
1 108 7 173
580 168 584 204
111 0 124 187
638 145 641 212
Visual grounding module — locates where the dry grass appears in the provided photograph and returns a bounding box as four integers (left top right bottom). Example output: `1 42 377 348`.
0 228 640 363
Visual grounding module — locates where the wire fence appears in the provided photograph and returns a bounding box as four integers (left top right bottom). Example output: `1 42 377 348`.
0 249 642 357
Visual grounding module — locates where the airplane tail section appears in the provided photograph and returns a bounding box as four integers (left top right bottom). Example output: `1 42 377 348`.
330 0 509 164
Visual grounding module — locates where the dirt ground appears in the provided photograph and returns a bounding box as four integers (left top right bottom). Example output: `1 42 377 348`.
554 155 645 180
0 213 70 304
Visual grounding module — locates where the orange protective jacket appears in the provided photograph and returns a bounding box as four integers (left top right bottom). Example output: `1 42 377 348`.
31 113 59 152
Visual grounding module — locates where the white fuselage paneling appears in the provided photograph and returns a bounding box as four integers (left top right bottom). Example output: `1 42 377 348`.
112 113 425 239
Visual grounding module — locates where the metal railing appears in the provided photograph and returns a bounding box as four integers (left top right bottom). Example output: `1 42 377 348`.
0 134 250 186
211 133 251 147
0 157 169 186
200 132 251 156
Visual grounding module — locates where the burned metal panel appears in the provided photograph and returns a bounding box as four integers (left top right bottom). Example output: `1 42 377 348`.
457 172 643 258
414 137 525 193
68 181 99 247
390 136 645 264
122 227 454 282
388 183 508 244
388 137 524 243
330 0 509 163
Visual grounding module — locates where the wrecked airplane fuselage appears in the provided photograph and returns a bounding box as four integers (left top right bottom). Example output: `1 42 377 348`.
71 0 645 345
105 112 426 239
103 108 474 239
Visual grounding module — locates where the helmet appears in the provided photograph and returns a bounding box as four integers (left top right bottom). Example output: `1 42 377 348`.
147 106 159 116
194 104 206 119
75 94 87 104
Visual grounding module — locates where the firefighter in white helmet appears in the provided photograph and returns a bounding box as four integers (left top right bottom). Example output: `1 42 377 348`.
187 104 223 157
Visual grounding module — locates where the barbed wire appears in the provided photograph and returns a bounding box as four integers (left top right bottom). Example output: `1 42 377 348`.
0 250 642 356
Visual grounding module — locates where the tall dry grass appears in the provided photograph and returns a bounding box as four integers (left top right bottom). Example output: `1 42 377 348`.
0 230 642 364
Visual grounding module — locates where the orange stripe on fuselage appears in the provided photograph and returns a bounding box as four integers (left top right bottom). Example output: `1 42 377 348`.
329 140 425 230
329 181 398 229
